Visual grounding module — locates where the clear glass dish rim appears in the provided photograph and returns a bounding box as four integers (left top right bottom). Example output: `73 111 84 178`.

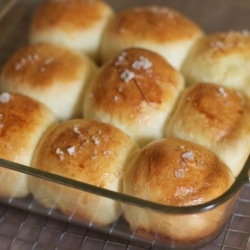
0 156 249 215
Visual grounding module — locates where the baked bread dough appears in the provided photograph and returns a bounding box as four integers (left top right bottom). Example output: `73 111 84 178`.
181 31 250 97
29 0 115 62
29 119 139 226
0 92 58 198
100 5 204 69
122 137 234 245
84 47 184 147
166 82 250 177
1 42 98 121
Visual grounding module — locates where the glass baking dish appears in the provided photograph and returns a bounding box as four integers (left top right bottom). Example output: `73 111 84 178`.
0 0 250 249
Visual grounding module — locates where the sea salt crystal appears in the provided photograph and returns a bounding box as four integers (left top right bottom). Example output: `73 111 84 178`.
80 140 89 148
167 12 174 18
180 145 185 150
103 150 112 156
182 151 194 161
242 29 249 36
73 124 81 134
21 58 26 64
33 53 39 61
67 146 76 156
132 56 152 70
92 136 100 146
215 41 225 49
115 52 127 66
56 148 64 160
44 57 53 64
117 86 123 92
175 168 185 178
0 93 11 104
26 54 32 61
120 69 135 83
219 87 227 97
40 67 46 72
90 154 97 159
114 96 119 101
15 62 23 70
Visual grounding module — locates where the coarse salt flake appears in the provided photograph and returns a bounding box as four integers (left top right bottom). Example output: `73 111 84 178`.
15 62 23 71
92 136 100 145
120 69 135 83
103 150 112 156
44 57 53 64
132 56 152 70
242 29 250 36
0 93 11 104
182 151 194 161
219 87 227 97
73 124 81 134
67 146 76 156
115 52 127 66
175 168 185 178
56 148 64 160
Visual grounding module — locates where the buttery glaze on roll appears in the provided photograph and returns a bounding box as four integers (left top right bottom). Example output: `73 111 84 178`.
29 0 115 62
122 138 234 244
83 47 184 147
166 82 250 177
1 42 98 121
100 5 204 69
0 92 58 198
181 31 250 96
30 119 139 226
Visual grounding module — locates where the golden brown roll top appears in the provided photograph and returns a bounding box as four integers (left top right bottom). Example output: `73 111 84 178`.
100 5 204 69
84 47 184 147
181 31 250 96
29 0 115 62
0 92 58 198
123 138 234 207
166 83 250 177
30 119 140 225
1 42 98 121
122 137 234 243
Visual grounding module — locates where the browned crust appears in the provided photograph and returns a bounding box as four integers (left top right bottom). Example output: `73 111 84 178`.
0 92 57 164
31 0 113 33
1 42 87 90
86 48 183 120
168 83 250 144
124 138 234 206
191 31 250 60
107 6 203 43
32 119 139 187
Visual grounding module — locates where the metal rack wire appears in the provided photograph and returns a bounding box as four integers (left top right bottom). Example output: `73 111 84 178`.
0 183 249 250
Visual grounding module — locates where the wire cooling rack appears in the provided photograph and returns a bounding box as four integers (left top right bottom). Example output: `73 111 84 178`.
0 183 249 250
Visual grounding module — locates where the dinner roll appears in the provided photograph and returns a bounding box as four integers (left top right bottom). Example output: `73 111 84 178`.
0 92 58 198
122 138 234 245
29 0 115 62
84 48 184 147
166 83 250 177
181 31 250 96
30 119 139 226
1 42 98 121
100 6 204 69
